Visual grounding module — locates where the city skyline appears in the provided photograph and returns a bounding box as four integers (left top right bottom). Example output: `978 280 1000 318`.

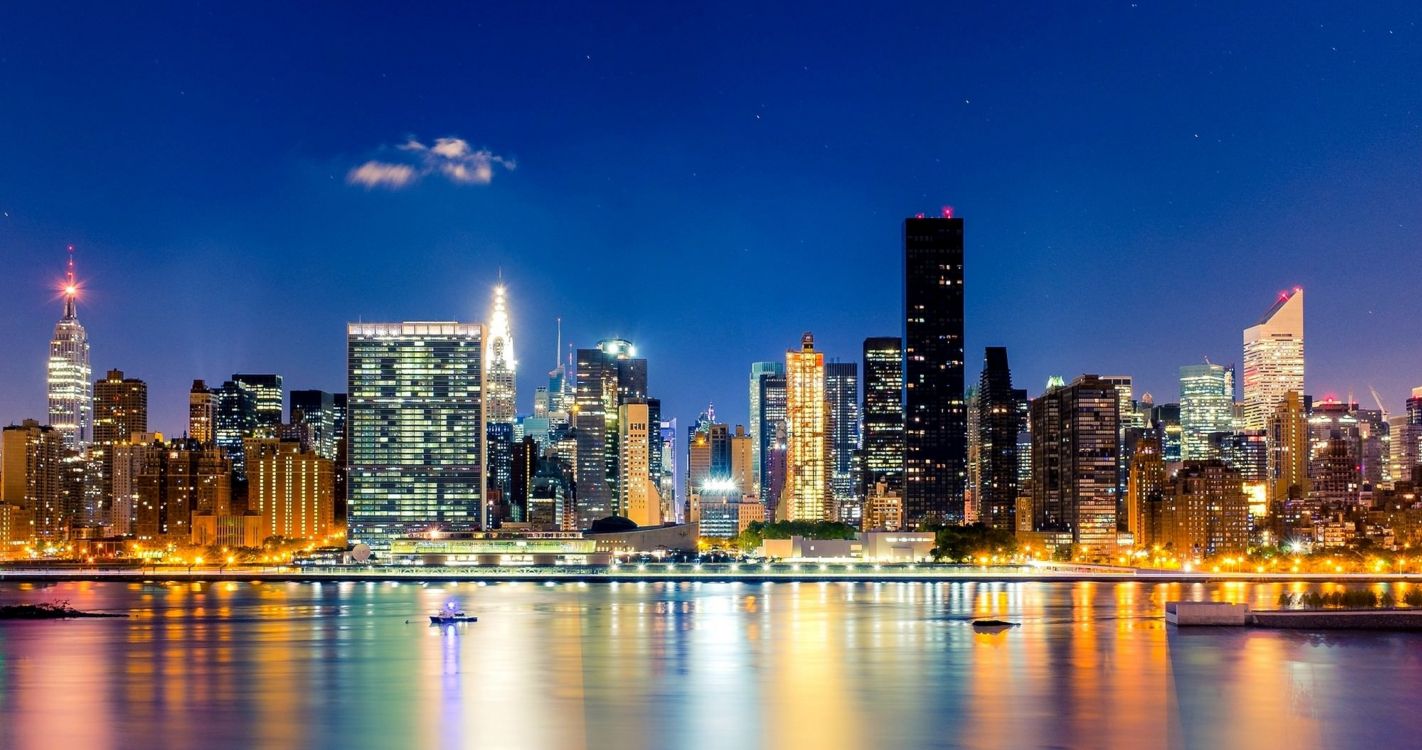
2 4 1420 438
2 239 1419 439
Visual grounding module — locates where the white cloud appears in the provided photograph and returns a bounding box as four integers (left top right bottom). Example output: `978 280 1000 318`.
346 135 514 190
347 161 418 189
431 137 471 159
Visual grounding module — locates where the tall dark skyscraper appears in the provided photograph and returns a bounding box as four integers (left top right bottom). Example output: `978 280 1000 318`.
574 338 649 526
902 215 966 525
825 361 860 522
756 373 787 509
975 348 1025 531
861 337 904 495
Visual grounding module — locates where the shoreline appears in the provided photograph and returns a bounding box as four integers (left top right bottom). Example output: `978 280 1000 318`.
3 566 1421 585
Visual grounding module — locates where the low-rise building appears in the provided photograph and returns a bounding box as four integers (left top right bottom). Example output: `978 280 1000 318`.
858 531 934 562
762 536 861 560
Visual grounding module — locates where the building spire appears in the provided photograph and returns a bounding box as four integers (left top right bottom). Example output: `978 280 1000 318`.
62 245 78 319
555 316 562 368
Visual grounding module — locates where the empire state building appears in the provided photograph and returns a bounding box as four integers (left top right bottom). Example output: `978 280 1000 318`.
48 248 92 451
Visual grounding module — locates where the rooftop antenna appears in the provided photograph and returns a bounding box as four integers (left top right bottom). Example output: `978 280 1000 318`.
555 317 562 368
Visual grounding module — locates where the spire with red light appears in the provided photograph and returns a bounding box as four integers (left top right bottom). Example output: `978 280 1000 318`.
62 245 79 319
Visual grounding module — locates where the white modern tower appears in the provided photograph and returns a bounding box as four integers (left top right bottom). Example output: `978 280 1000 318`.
48 247 92 452
1242 288 1304 431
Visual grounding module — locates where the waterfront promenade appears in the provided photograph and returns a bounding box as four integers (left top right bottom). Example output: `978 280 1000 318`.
3 561 1420 585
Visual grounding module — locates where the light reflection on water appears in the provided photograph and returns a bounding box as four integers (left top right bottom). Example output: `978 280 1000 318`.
0 580 1419 749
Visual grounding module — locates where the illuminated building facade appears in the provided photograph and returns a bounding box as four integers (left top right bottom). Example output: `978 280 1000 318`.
756 372 787 509
1161 460 1249 557
214 379 260 483
1 420 64 541
92 369 148 531
233 374 284 436
861 337 903 496
1179 362 1235 461
618 401 662 527
748 361 783 497
1390 387 1422 485
658 418 678 522
188 380 217 445
134 439 233 542
346 321 485 549
1268 391 1309 503
976 347 1025 532
47 250 92 452
485 282 517 426
574 338 648 525
825 362 860 524
290 390 340 461
784 332 830 522
903 215 966 525
1242 288 1304 431
1030 375 1120 555
1307 401 1367 506
1126 433 1166 546
249 439 335 541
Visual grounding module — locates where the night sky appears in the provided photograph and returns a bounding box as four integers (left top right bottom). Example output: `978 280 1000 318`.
2 3 1419 437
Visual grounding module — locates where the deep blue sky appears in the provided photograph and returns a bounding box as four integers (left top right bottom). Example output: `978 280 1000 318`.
2 3 1420 437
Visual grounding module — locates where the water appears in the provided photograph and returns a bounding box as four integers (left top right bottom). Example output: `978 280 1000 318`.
1 579 1419 749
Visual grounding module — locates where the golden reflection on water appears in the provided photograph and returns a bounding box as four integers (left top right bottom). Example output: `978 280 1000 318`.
1 580 1420 749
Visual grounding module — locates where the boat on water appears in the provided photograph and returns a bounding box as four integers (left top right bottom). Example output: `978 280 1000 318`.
429 600 478 625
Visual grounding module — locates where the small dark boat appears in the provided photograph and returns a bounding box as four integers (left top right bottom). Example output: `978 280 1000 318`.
429 600 477 625
972 619 1018 629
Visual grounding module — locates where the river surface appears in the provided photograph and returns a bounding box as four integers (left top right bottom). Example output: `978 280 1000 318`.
1 579 1419 749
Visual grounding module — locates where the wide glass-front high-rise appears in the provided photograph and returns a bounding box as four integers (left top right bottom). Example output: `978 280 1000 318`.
903 216 966 525
346 321 485 550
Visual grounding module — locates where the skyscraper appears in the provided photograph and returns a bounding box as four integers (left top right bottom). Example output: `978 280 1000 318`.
232 374 284 436
574 338 648 526
188 380 217 445
2 420 64 540
757 372 787 509
976 347 1025 532
784 333 830 522
748 361 784 498
617 401 661 527
1268 391 1309 503
1389 387 1422 486
213 380 257 484
903 215 966 525
1179 362 1235 461
346 321 485 549
47 249 92 452
658 417 678 522
1125 433 1166 546
825 362 860 522
289 390 338 461
861 337 904 495
1242 288 1304 430
93 370 147 446
1030 375 1120 555
92 369 148 531
485 282 517 425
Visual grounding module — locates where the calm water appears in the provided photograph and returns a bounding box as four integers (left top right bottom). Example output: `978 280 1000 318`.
1 579 1419 749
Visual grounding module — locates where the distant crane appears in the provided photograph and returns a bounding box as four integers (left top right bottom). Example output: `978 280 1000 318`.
1368 385 1389 420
